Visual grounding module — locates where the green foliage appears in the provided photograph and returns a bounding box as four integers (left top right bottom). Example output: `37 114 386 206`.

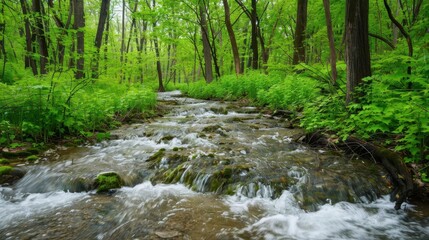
257 75 319 110
0 73 157 146
0 158 10 165
180 72 283 101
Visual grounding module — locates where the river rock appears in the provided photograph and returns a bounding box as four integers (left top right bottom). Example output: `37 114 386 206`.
154 230 181 239
94 171 124 193
0 167 25 185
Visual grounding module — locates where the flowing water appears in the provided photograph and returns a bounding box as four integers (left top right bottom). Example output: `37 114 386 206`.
1 91 428 240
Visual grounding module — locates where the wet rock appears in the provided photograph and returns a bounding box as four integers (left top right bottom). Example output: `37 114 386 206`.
0 166 25 185
155 230 181 239
94 172 124 193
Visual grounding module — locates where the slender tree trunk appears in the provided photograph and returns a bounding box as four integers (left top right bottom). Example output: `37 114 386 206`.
151 0 164 91
384 0 413 77
119 0 126 83
0 0 6 81
345 0 371 104
293 0 308 65
48 0 73 70
199 1 213 83
91 0 110 79
223 0 241 74
20 0 38 75
249 0 258 69
104 10 110 72
73 0 85 79
32 0 49 74
323 0 337 85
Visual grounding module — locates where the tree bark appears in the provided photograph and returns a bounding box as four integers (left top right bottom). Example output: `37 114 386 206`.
32 0 49 74
20 0 38 75
345 0 371 104
323 0 337 85
91 0 110 79
293 0 308 65
223 0 241 75
119 0 125 82
235 0 259 69
73 0 85 79
199 1 213 83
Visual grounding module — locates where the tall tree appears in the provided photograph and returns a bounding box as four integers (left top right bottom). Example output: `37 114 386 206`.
20 0 38 75
48 0 73 70
223 0 241 75
293 0 308 65
235 0 259 69
91 0 110 79
345 0 371 104
199 0 213 83
323 0 337 85
383 0 413 77
32 0 49 74
73 0 85 79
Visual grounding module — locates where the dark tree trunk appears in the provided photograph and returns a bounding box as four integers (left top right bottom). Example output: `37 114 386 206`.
223 0 241 74
73 0 85 79
32 0 49 74
20 0 38 75
151 0 164 91
0 0 5 81
323 0 337 85
345 0 371 104
199 1 213 83
293 0 308 65
103 9 110 72
91 0 110 79
250 0 258 69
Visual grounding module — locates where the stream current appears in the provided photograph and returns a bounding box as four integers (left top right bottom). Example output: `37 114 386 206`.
0 91 428 239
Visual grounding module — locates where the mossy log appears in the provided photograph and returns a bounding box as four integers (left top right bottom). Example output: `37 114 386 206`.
303 132 413 210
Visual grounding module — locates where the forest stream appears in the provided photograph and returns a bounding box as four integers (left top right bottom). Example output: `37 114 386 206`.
0 91 428 240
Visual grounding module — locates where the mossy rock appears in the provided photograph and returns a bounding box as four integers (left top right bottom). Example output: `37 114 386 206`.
0 158 10 165
0 166 13 176
26 155 39 162
202 125 222 133
0 167 25 185
94 172 124 193
146 149 166 169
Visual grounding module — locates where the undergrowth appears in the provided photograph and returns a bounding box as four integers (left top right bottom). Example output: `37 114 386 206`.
0 71 157 146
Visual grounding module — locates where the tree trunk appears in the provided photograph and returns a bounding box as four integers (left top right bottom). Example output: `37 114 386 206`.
20 0 38 75
223 0 241 75
293 0 308 65
48 0 73 70
0 0 5 81
119 0 125 83
250 0 258 69
345 0 371 104
73 0 85 79
152 0 164 91
323 0 337 85
199 1 213 83
91 0 110 79
383 0 413 80
32 0 49 74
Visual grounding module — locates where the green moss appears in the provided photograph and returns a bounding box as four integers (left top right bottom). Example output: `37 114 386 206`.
0 158 10 165
26 155 39 162
95 172 124 193
147 149 166 162
0 166 13 176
